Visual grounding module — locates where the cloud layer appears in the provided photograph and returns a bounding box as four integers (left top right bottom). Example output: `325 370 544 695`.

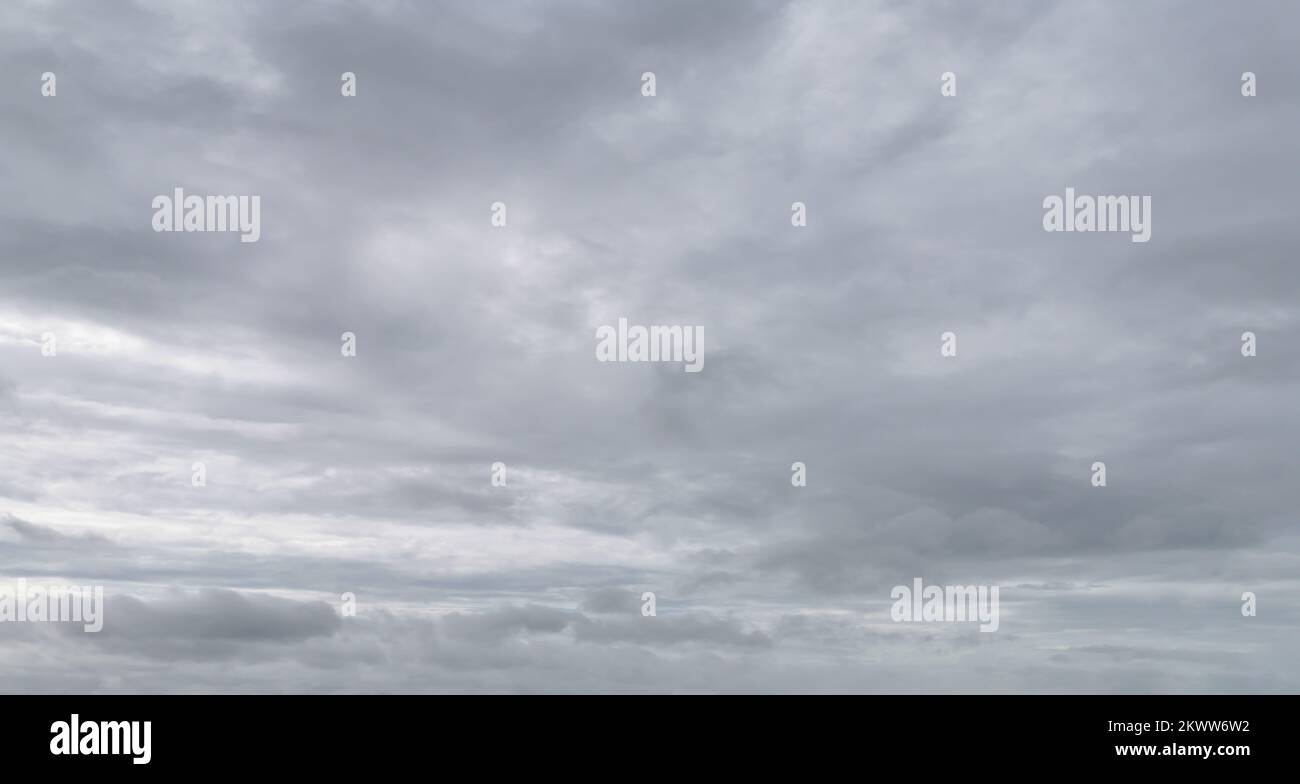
1 0 1297 693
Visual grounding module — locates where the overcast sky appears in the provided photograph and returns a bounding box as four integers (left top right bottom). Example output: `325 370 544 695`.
1 0 1297 693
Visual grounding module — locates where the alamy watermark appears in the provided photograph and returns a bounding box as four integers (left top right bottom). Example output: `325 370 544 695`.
595 318 704 372
0 578 103 632
50 715 150 765
1042 187 1151 243
152 187 261 243
890 578 999 632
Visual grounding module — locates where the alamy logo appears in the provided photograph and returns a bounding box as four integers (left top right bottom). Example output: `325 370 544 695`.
1042 187 1151 242
595 318 704 372
50 714 151 765
890 578 1000 632
152 187 261 243
0 579 103 632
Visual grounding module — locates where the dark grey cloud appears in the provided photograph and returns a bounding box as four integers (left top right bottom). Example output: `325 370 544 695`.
3 513 111 546
80 590 342 662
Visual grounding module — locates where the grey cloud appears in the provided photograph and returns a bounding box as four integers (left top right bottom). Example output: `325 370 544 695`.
62 589 343 663
2 513 111 546
1 0 1297 693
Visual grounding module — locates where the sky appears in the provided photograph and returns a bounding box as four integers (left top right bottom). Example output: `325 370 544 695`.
0 0 1297 693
